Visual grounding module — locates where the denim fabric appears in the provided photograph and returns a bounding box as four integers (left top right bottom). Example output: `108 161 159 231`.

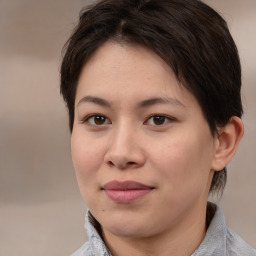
71 203 256 256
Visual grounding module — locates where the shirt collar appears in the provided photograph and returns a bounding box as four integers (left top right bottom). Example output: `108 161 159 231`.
192 202 227 255
85 211 112 256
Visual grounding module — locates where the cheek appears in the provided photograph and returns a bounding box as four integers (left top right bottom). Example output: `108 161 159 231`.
70 132 108 209
71 132 105 185
151 130 214 189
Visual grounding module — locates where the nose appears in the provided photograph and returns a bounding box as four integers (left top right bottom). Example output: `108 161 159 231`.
104 123 146 169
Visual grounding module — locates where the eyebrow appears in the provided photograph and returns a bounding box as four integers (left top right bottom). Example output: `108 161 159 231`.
77 95 185 109
137 97 185 108
77 96 111 108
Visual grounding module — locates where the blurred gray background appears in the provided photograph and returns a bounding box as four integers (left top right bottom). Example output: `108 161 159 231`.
0 0 255 255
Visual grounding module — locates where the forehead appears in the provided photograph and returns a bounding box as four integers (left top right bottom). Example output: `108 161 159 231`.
79 41 174 84
75 41 198 109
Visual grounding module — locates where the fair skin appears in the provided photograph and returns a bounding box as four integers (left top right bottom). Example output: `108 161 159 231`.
71 42 243 256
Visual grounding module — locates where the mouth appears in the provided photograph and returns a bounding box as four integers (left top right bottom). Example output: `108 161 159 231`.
102 180 154 203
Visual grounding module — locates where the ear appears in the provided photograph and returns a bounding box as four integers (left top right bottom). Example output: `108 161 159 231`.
211 116 244 171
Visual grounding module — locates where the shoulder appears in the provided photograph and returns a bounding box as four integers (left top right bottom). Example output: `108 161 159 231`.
226 228 256 256
71 241 92 256
192 203 256 256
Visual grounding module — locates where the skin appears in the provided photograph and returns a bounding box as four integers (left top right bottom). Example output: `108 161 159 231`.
71 41 243 256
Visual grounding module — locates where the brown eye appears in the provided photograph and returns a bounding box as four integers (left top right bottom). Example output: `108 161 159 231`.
94 115 106 125
85 115 110 125
152 116 166 125
145 115 174 126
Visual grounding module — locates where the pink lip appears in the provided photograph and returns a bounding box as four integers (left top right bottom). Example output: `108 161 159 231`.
103 180 154 203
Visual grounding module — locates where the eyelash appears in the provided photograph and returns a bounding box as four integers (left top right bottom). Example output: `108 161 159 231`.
81 114 175 126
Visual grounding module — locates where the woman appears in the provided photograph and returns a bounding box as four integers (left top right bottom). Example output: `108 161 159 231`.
60 0 256 255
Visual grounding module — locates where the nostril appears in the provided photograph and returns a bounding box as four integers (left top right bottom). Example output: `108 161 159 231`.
107 161 115 167
127 161 136 166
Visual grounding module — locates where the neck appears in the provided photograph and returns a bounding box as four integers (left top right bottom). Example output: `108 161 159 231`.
101 204 208 256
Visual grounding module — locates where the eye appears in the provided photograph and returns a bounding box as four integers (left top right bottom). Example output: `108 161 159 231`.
82 114 110 126
145 115 174 126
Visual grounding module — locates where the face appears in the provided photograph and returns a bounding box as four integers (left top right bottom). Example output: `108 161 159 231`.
71 42 218 239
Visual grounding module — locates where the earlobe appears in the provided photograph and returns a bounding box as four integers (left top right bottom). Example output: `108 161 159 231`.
211 116 244 171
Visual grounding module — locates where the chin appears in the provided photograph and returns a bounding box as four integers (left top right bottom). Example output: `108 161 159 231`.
100 213 155 238
104 223 150 238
